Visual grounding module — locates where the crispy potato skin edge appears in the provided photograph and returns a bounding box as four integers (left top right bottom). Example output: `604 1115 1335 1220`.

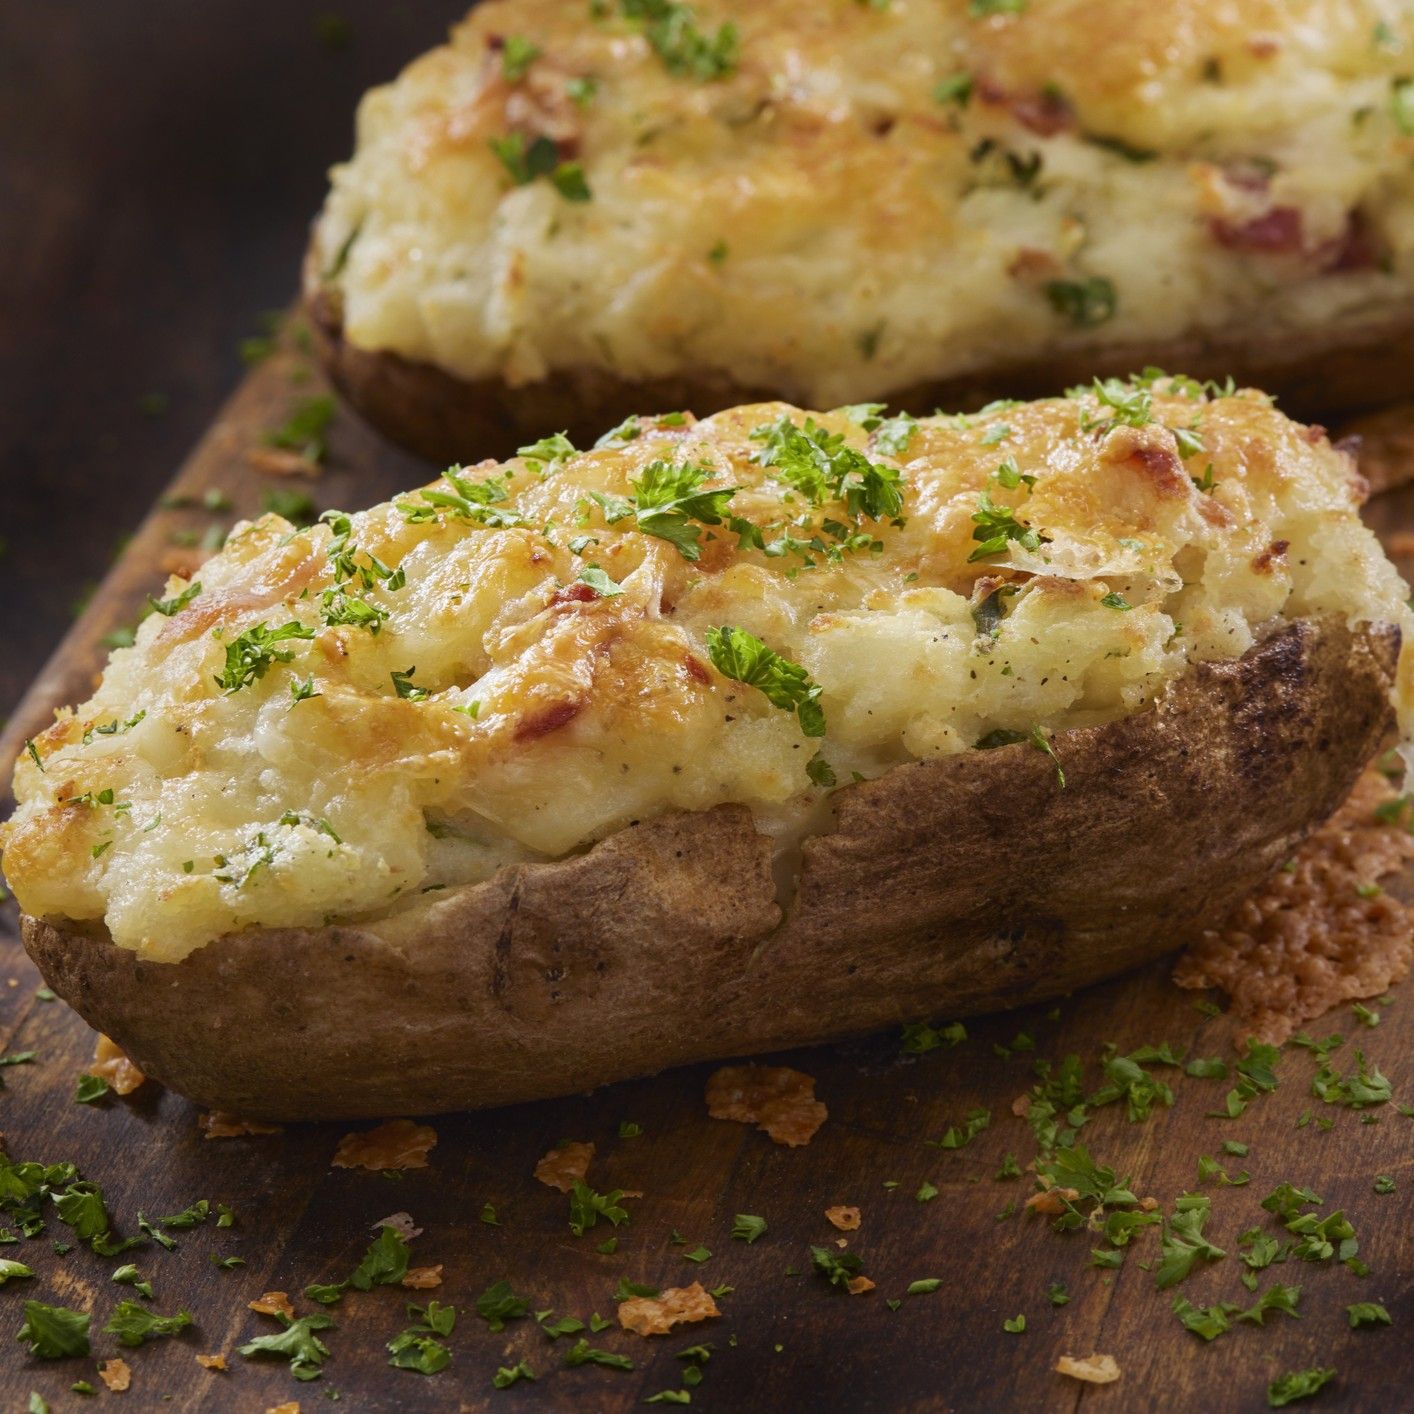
22 617 1398 1120
305 283 1414 464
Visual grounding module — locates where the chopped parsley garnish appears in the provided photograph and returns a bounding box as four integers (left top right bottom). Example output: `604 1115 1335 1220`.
968 491 1047 562
929 1107 990 1150
704 625 825 737
501 35 541 80
215 621 315 694
391 667 428 701
73 1075 110 1105
16 1301 91 1359
810 1245 865 1289
518 432 577 470
749 415 904 522
0 1259 34 1285
239 1311 335 1381
935 72 972 106
1045 277 1116 327
399 467 525 529
618 1 738 80
592 458 736 560
577 565 624 597
476 1280 529 1332
148 581 202 617
1393 77 1414 135
731 1214 767 1244
494 1360 537 1387
1267 1367 1336 1407
900 1019 966 1054
1101 591 1132 610
1347 1302 1391 1328
488 132 592 201
568 1181 632 1236
1002 1314 1026 1333
264 395 336 464
563 1338 634 1371
1155 1195 1225 1288
104 1301 193 1347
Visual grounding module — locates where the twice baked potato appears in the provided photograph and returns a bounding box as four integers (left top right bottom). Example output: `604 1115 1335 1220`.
4 375 1411 1118
308 0 1414 461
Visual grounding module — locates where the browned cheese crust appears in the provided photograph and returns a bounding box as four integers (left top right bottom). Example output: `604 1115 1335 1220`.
22 616 1396 1120
307 284 1414 466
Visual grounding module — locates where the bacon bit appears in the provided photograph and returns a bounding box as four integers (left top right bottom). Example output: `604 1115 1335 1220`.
551 581 600 607
514 698 582 743
825 1206 861 1231
375 1211 422 1240
617 1282 720 1336
199 1111 283 1139
89 1035 146 1096
705 1065 827 1147
1250 539 1289 574
249 1292 295 1321
683 655 711 685
99 1358 132 1392
332 1119 437 1171
196 1355 228 1371
975 76 1074 136
1007 247 1062 280
1025 1187 1080 1215
534 1140 595 1193
402 1265 444 1289
1211 206 1303 254
1175 768 1414 1044
846 1275 876 1295
1056 1353 1121 1384
247 446 321 477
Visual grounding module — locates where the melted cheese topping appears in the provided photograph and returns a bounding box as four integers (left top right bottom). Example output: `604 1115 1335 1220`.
311 0 1414 403
4 381 1411 961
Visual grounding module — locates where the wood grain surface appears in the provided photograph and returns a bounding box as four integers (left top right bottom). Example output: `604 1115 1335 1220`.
0 334 1412 1411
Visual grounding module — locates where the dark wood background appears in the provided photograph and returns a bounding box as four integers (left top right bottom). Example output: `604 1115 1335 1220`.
1 5 1411 1411
0 0 464 728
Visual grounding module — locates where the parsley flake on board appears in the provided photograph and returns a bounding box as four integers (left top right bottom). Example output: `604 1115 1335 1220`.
476 1280 529 1332
705 625 825 737
265 395 336 465
563 1338 634 1371
104 1301 193 1347
731 1214 767 1244
568 1181 632 1236
1267 1367 1336 1407
16 1301 91 1359
1155 1195 1225 1288
240 1312 335 1381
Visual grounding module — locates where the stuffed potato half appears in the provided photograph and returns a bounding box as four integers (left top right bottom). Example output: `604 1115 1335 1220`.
5 376 1411 1117
308 0 1414 460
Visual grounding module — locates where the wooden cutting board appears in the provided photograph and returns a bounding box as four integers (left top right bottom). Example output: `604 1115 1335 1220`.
0 337 1411 1412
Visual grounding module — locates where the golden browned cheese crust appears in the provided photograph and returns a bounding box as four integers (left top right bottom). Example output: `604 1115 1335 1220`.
20 617 1399 1119
307 0 1414 457
5 380 1411 966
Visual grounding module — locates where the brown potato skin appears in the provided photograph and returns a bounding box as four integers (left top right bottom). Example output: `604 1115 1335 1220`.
306 283 1414 466
21 616 1398 1120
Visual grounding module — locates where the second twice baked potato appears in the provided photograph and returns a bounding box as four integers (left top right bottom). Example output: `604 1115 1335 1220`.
4 375 1410 1117
308 0 1414 460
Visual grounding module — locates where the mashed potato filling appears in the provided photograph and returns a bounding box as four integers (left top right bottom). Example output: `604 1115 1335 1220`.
4 378 1411 960
312 0 1414 405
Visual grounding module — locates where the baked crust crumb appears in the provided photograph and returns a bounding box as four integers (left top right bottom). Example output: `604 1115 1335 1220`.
1056 1353 1121 1384
402 1265 443 1289
249 1292 295 1321
89 1034 145 1095
1175 768 1414 1043
332 1118 436 1170
617 1282 720 1336
199 1111 283 1139
196 1354 227 1371
534 1140 595 1193
706 1065 827 1146
825 1205 861 1231
99 1357 132 1391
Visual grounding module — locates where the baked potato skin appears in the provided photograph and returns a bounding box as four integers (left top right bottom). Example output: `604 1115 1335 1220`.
307 285 1414 465
23 616 1396 1121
